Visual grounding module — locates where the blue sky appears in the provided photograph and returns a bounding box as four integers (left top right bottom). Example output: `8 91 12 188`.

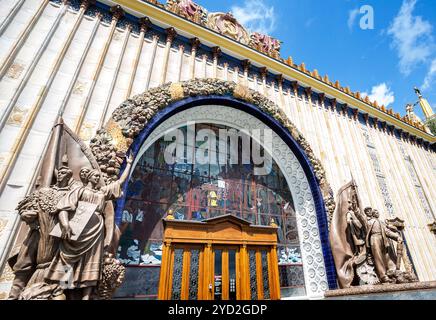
194 0 436 119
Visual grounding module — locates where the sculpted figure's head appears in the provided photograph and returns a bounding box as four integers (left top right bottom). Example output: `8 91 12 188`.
87 169 101 186
80 167 91 184
56 166 72 186
372 209 380 219
364 207 373 219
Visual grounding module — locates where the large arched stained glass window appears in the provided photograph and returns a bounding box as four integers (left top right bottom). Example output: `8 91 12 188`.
115 123 306 299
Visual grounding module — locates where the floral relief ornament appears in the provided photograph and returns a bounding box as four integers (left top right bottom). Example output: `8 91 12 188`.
166 0 208 25
0 218 7 235
249 32 282 59
207 12 250 45
6 62 25 79
7 106 28 126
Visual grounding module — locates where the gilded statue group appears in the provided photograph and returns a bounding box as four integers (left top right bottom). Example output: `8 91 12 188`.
330 180 417 289
7 125 134 300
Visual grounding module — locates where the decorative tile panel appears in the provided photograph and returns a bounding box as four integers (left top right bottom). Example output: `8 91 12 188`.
261 251 270 299
6 63 25 79
171 248 183 300
0 218 7 236
188 249 199 300
72 81 86 95
361 125 394 217
6 106 28 126
249 250 257 300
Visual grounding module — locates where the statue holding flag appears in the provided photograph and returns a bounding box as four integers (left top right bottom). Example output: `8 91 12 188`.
7 118 131 300
329 179 417 289
45 155 133 300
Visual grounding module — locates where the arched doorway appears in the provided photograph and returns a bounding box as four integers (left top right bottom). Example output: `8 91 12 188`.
91 80 337 299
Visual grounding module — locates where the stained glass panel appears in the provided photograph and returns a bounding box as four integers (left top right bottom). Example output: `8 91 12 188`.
113 266 160 299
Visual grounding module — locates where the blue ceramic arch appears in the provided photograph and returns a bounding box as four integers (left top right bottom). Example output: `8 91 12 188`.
114 95 338 290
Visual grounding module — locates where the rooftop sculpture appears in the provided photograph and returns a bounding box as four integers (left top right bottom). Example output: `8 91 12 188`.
145 0 434 135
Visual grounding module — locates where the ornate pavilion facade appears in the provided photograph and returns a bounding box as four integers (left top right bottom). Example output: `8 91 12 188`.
0 0 435 300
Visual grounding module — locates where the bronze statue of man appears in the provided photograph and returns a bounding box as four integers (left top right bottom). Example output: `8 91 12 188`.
8 165 79 299
365 209 401 283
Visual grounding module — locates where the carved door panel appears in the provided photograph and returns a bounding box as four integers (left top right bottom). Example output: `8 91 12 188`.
166 245 203 300
212 246 240 301
246 247 275 300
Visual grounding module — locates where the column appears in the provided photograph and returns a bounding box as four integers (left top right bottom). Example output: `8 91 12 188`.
0 0 68 131
212 47 221 79
125 17 150 99
159 27 177 85
74 5 124 133
0 0 50 79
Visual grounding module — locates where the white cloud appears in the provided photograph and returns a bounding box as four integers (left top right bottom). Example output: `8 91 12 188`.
231 0 276 34
305 18 315 28
348 8 359 31
362 83 395 107
422 58 436 90
387 0 435 75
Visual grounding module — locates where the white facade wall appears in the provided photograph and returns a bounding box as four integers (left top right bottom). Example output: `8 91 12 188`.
0 0 435 298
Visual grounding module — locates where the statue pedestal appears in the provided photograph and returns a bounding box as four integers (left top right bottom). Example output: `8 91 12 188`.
325 281 436 300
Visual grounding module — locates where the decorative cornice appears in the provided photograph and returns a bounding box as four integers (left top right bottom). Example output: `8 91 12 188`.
139 17 151 33
190 37 201 51
80 0 94 9
276 74 284 87
290 81 298 93
318 93 325 105
259 67 268 81
325 281 436 298
305 87 312 99
331 98 337 111
242 59 251 74
212 46 221 60
110 5 124 21
165 27 177 43
352 108 359 121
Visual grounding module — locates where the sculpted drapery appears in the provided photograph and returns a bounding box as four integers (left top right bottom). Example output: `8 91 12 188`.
329 181 366 288
46 180 122 289
330 180 416 288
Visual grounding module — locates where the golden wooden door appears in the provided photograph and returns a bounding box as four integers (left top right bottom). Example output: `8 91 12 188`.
158 244 204 300
244 246 279 300
158 215 281 300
